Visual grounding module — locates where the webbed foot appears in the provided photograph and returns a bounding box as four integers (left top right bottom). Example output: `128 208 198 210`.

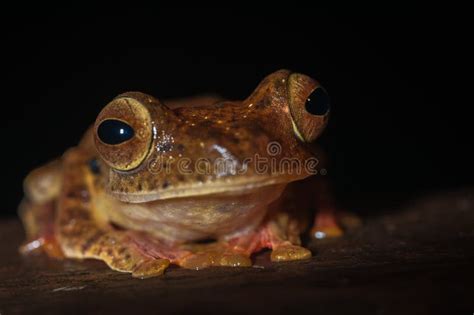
270 243 311 262
178 243 251 270
132 258 170 279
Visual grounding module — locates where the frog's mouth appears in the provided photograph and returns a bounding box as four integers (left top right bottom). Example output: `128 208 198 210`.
109 173 309 203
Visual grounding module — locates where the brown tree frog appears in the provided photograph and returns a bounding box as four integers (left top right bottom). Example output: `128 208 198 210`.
19 70 350 278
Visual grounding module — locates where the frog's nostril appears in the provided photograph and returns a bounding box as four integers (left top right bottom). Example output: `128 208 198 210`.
97 119 135 145
305 87 330 116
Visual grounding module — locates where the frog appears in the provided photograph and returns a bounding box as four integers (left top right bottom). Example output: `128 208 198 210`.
19 69 352 278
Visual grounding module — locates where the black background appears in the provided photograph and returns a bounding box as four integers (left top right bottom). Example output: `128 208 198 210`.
1 8 471 217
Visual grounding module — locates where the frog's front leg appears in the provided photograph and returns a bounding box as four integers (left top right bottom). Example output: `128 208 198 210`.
56 149 172 278
19 159 64 258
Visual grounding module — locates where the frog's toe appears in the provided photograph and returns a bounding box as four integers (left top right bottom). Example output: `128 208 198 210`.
19 236 64 259
178 248 252 269
219 252 252 267
270 244 311 262
178 251 217 270
132 258 170 279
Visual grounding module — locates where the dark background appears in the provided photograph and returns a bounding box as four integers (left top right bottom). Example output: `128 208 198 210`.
1 8 471 217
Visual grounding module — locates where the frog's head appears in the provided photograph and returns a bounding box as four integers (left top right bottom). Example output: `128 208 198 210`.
93 70 330 202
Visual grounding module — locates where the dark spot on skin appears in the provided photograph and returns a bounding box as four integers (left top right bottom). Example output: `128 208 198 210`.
162 180 170 189
157 142 173 153
110 222 126 231
195 238 217 244
88 158 101 175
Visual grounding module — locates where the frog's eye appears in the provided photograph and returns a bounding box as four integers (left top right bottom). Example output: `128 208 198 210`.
94 96 153 171
288 73 330 142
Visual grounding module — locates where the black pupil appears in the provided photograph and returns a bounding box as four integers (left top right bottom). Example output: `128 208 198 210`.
97 119 134 145
305 87 330 116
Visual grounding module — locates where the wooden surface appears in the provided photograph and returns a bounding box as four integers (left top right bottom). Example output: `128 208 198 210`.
1 189 473 314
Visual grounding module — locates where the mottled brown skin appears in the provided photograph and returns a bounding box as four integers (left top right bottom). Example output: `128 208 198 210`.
19 70 351 278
